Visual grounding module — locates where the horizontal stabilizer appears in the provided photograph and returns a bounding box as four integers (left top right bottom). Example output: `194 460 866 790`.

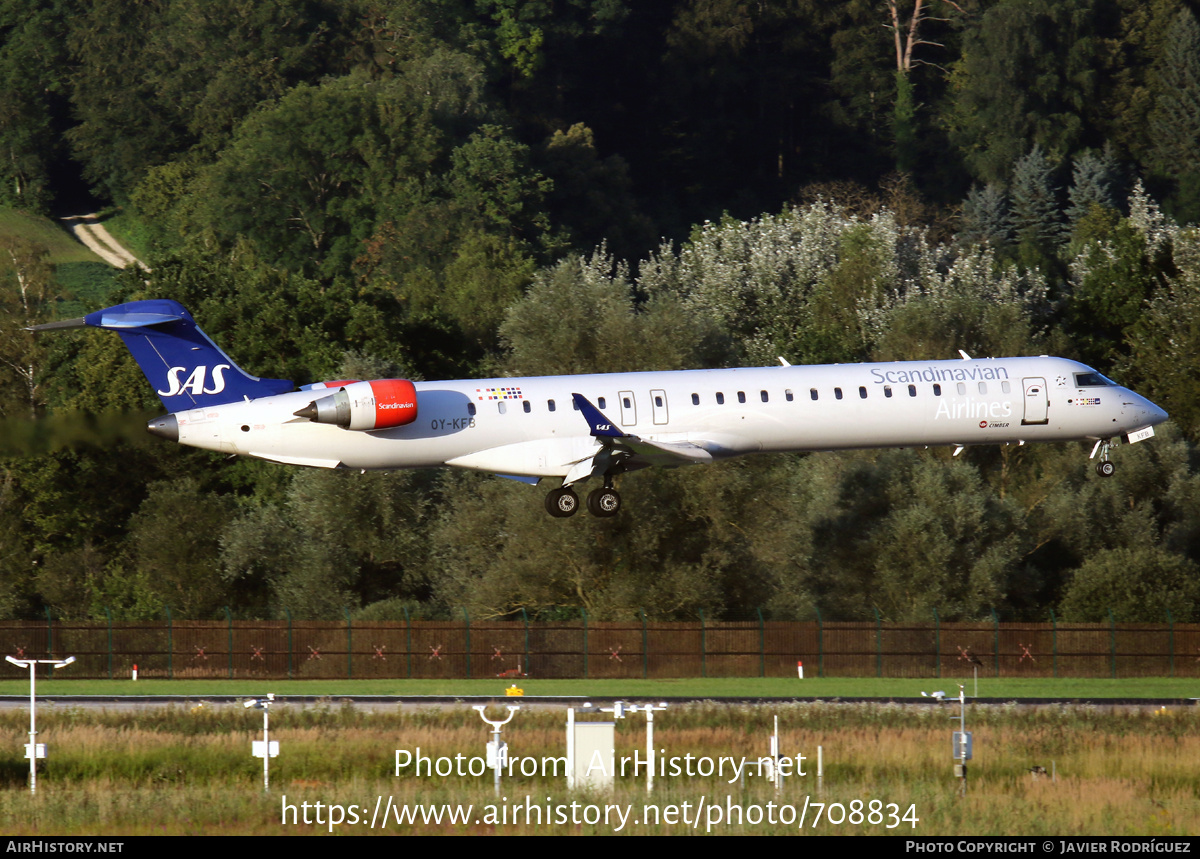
34 299 293 410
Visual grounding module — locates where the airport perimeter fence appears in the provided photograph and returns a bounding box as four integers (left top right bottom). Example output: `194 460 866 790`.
2 614 1199 680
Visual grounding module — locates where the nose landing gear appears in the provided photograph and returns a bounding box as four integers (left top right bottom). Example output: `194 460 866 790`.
1092 439 1116 477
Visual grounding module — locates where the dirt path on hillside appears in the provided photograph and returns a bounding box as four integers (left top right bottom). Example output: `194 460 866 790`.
61 213 150 271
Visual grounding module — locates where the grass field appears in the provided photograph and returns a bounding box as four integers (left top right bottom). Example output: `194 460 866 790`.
0 208 120 314
2 701 1198 835
0 209 100 265
2 676 1198 698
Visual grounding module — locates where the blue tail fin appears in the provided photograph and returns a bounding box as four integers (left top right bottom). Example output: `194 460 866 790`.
44 300 293 409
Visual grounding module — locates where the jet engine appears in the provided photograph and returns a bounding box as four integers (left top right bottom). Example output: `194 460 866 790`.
294 379 418 430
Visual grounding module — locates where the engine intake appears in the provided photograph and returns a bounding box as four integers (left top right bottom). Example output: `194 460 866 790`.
294 379 418 430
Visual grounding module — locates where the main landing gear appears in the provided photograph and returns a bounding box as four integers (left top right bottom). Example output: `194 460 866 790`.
545 477 621 518
1093 439 1116 478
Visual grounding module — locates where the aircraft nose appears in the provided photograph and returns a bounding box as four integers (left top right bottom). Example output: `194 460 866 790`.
1134 394 1168 426
147 414 179 442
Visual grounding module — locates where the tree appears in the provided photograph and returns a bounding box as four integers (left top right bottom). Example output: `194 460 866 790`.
959 184 1011 247
1066 213 1162 368
1059 546 1200 621
944 0 1115 185
1067 147 1122 231
0 239 58 419
499 250 718 377
221 469 432 617
1146 8 1200 223
1125 228 1200 437
1008 145 1065 254
0 0 73 211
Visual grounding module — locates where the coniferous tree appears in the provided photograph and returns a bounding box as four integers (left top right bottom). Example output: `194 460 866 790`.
960 184 1011 247
1009 146 1065 252
1067 147 1122 230
1147 8 1200 223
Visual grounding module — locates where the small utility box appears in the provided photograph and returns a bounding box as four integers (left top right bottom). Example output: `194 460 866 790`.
570 721 615 791
252 741 280 759
952 731 973 760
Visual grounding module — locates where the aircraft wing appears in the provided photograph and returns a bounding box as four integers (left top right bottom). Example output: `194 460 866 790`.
564 393 713 484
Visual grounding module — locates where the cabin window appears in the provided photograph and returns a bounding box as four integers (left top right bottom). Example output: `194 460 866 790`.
884 386 893 398
716 392 725 405
598 397 607 409
785 389 794 402
810 388 818 401
691 393 699 405
498 401 506 414
978 382 987 394
737 391 746 403
547 399 556 412
933 384 942 396
835 387 843 400
655 395 664 408
523 401 531 413
1001 381 1011 394
623 396 632 409
467 403 476 416
908 384 916 397
859 386 867 399
760 390 769 402
956 382 966 395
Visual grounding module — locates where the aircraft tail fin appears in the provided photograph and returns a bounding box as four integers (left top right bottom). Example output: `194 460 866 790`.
33 299 293 410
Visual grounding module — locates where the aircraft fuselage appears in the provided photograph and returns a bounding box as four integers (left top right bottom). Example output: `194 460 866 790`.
171 356 1165 476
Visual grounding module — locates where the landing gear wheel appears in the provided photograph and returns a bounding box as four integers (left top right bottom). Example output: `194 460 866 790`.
587 487 621 517
545 488 579 517
1096 460 1116 478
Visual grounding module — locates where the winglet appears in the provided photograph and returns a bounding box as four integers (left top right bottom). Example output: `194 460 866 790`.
572 393 625 438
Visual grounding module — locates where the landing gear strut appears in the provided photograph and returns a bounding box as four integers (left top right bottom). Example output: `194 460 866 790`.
1093 439 1116 477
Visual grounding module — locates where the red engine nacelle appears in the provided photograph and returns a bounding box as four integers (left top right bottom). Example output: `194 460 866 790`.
293 379 418 431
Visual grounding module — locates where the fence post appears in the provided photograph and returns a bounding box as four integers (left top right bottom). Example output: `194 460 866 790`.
1167 608 1175 678
521 607 529 673
698 608 707 678
990 607 1000 677
104 606 113 680
225 606 233 679
1049 608 1058 678
344 607 353 679
933 607 941 679
756 608 765 678
45 606 53 665
164 604 173 679
285 607 293 680
403 605 412 679
1108 608 1116 679
462 607 471 679
582 607 589 679
872 606 882 678
815 607 823 678
640 609 648 679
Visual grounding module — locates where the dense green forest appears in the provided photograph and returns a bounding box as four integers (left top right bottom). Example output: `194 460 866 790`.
1 0 1200 624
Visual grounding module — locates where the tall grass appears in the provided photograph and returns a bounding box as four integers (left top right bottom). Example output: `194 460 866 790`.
2 703 1198 835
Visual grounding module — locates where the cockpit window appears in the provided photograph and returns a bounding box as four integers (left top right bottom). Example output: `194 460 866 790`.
1074 372 1114 387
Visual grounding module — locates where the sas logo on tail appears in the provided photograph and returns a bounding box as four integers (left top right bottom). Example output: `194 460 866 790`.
157 365 232 397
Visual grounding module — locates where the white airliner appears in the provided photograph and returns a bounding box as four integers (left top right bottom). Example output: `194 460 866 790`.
36 300 1169 517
